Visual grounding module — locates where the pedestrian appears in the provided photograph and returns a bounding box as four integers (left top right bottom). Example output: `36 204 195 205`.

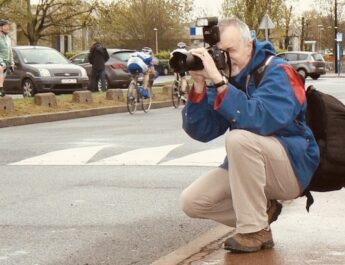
88 40 109 92
0 19 14 97
180 17 320 253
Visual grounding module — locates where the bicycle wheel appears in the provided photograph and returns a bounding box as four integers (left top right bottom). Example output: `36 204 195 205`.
141 87 152 113
181 82 190 105
127 81 138 114
171 81 180 108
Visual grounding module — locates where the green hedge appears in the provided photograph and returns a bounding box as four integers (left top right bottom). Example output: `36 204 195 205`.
155 50 171 59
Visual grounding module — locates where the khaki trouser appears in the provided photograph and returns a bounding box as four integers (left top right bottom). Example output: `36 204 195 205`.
180 129 301 234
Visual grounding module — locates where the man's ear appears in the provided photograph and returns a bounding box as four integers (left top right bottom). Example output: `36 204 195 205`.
247 40 253 56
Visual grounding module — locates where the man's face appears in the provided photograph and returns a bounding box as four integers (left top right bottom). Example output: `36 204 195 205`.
1 24 10 34
217 25 253 76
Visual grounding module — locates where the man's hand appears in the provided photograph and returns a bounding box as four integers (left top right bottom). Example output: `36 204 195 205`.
190 48 223 86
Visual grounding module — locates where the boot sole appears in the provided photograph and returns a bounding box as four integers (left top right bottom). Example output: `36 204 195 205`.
224 240 274 253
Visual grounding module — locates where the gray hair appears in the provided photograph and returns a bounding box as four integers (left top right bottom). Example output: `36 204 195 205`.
218 18 252 43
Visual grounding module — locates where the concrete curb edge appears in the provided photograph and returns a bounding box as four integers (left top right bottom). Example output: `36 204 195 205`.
150 225 233 265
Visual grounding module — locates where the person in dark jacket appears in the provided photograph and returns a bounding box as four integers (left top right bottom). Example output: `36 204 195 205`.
88 40 109 92
180 18 319 253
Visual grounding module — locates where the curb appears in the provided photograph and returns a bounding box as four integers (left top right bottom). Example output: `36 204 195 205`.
0 100 172 128
150 225 233 265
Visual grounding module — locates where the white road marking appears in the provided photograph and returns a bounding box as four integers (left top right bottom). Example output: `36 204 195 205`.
160 147 225 167
9 144 226 167
10 145 112 166
90 144 183 165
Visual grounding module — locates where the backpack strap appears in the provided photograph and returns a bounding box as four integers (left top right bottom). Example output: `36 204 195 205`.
252 55 275 87
302 190 314 212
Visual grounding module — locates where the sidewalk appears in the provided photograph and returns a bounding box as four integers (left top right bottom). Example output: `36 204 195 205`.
152 189 345 265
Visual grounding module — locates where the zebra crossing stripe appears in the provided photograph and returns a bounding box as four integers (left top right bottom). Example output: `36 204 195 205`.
89 144 183 166
9 145 226 167
160 147 225 167
10 145 112 166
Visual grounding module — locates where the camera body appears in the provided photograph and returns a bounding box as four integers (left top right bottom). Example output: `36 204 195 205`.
169 17 226 73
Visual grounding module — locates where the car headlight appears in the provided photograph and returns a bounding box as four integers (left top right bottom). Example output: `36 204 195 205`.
80 68 88 78
38 68 51 77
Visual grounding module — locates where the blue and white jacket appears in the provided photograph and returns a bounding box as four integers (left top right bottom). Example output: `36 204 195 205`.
182 40 320 192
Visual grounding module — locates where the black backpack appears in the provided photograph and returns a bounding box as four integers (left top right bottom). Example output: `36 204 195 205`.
303 86 345 210
251 59 345 210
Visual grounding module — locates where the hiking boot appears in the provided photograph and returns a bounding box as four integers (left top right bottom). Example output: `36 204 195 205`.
223 228 274 253
267 200 282 224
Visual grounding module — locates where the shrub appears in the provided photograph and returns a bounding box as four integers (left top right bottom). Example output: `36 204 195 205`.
155 50 171 59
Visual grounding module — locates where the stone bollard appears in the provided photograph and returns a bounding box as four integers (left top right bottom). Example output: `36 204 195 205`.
34 92 57 108
162 85 172 96
0 95 15 112
105 89 124 101
72 90 93 104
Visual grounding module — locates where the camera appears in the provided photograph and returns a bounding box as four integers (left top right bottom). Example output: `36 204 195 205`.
169 17 227 73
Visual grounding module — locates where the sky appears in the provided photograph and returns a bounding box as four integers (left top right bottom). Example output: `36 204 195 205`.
193 0 315 17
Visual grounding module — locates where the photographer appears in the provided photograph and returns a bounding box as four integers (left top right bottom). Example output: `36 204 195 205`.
179 18 319 253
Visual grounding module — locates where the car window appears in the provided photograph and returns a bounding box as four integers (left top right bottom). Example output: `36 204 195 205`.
285 53 298 61
312 53 324 61
111 51 134 62
71 53 88 64
19 48 69 64
277 53 286 59
298 54 308 60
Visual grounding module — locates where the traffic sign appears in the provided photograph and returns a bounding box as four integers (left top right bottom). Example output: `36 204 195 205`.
259 14 275 29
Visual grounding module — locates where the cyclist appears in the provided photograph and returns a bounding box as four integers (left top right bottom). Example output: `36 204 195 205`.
127 47 156 98
0 19 14 97
172 42 188 102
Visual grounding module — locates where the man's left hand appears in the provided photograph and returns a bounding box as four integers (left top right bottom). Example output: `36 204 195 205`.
190 47 223 84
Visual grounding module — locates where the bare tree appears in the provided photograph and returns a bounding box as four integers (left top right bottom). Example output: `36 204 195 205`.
3 0 98 45
94 0 193 50
221 0 297 45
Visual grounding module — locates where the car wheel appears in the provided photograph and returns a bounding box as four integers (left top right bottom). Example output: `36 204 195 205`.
297 69 307 79
163 67 169 76
22 78 35 97
311 74 320 80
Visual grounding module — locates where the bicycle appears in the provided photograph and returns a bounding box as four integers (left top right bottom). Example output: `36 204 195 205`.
126 72 152 114
171 73 190 108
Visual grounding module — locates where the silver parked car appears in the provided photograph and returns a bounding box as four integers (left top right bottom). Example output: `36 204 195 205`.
4 46 89 97
277 51 326 80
